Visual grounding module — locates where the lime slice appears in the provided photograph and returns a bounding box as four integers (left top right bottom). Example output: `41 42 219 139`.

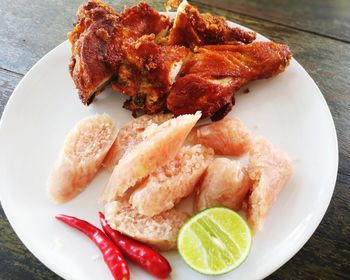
177 207 252 275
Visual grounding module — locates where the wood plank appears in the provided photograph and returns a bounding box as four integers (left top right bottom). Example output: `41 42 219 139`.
0 1 349 279
0 207 61 280
193 0 350 43
0 68 22 117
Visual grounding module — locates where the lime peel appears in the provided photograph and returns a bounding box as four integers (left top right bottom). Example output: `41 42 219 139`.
177 207 252 275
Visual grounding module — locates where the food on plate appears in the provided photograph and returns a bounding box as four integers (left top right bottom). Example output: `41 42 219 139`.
49 111 294 276
130 145 214 216
68 0 172 105
99 212 172 279
168 0 256 47
167 42 291 120
112 41 191 115
68 0 292 119
177 207 252 275
187 118 251 156
47 114 117 203
47 0 297 275
105 201 188 250
68 0 119 105
56 214 130 280
247 137 293 232
194 158 251 212
103 113 173 171
101 112 201 202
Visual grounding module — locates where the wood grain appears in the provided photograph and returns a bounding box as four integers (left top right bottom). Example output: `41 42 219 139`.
0 0 349 279
0 207 61 280
193 0 350 43
0 68 22 117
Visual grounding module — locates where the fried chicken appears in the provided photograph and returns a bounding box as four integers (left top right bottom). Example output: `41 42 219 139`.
69 1 172 105
168 1 256 47
167 42 291 119
111 35 190 114
68 0 292 119
68 0 119 104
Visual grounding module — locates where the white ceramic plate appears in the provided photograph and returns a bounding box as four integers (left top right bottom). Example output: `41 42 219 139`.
0 17 338 280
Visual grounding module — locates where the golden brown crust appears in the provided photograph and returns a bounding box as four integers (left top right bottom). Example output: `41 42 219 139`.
68 1 119 104
168 1 256 48
167 42 292 119
68 1 292 119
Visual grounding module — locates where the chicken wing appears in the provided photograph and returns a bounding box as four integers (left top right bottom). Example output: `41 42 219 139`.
68 1 172 105
68 1 292 120
68 0 119 104
167 42 291 119
168 1 256 47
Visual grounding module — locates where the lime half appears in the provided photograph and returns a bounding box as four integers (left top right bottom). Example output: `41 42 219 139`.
177 207 252 275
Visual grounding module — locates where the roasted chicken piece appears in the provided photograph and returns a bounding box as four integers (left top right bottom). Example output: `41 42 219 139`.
167 42 291 120
111 35 190 114
68 0 119 105
69 1 172 105
68 1 292 119
168 1 256 47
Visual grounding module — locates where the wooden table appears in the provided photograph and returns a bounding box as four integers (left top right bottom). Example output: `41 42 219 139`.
0 0 349 279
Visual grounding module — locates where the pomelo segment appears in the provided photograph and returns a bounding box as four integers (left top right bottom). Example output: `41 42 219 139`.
102 114 172 171
101 112 201 202
247 137 293 233
187 118 251 156
130 144 214 216
47 114 117 203
105 201 188 251
195 158 251 212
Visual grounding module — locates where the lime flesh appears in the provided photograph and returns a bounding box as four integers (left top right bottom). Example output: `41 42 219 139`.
177 207 252 275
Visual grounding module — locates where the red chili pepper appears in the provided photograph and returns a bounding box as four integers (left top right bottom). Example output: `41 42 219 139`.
56 214 129 280
99 212 172 279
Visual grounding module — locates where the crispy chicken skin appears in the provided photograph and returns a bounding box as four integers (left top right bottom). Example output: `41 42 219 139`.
168 1 256 48
68 1 292 119
68 1 172 105
167 42 291 119
68 0 119 105
111 36 190 115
